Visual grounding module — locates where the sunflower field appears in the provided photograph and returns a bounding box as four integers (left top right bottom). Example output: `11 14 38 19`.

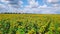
0 14 60 34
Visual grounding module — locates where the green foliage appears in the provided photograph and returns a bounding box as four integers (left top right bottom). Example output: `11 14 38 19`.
0 14 60 34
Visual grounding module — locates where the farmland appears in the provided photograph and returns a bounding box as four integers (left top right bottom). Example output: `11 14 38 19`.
0 14 60 34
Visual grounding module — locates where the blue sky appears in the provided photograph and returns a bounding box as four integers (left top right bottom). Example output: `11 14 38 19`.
0 0 60 14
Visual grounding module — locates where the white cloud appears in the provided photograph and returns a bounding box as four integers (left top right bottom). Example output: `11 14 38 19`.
0 0 24 13
27 0 39 8
0 0 9 4
21 0 40 13
1 0 7 2
46 0 60 7
0 4 9 13
0 4 5 8
23 3 60 14
39 7 60 14
18 0 60 14
0 0 60 14
38 4 48 8
47 0 60 3
0 0 23 8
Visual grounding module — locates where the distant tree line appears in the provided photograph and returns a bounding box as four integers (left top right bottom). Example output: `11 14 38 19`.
0 12 33 14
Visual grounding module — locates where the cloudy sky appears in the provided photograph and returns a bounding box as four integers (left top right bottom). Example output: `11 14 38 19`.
0 0 60 14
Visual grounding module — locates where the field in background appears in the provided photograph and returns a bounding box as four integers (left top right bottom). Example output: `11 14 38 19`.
0 14 60 34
